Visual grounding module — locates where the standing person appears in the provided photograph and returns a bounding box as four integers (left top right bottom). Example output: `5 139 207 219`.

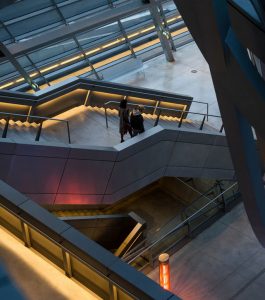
130 105 145 137
119 98 132 143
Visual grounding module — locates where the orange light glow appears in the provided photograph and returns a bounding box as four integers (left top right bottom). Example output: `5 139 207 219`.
159 253 170 290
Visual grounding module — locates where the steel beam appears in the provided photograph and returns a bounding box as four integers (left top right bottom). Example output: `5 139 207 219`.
0 42 39 91
117 20 137 58
157 2 177 51
7 0 151 56
173 0 265 247
25 53 51 86
71 34 101 80
149 0 174 62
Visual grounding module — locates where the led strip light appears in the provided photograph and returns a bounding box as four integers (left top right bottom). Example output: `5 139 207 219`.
0 16 183 90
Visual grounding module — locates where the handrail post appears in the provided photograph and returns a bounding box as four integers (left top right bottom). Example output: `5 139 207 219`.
178 114 184 128
206 103 209 121
2 116 10 138
154 109 161 126
153 100 160 115
66 121 71 144
148 252 154 268
35 121 43 141
199 115 206 130
220 124 224 133
187 220 192 238
104 106 109 128
62 250 72 277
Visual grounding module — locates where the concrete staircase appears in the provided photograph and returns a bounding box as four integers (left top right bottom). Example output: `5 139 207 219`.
0 105 221 146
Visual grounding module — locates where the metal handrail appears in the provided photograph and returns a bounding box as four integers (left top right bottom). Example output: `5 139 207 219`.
182 183 219 217
123 182 238 264
0 111 71 144
101 93 207 107
0 202 136 300
175 177 213 200
104 100 222 131
104 99 209 117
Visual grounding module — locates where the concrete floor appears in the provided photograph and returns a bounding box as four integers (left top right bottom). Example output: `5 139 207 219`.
147 202 265 300
0 42 221 147
114 42 221 127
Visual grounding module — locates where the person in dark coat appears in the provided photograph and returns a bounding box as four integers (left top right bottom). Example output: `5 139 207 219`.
119 99 132 143
130 105 145 137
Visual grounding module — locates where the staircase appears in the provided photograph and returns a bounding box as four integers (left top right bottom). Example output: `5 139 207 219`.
0 105 221 146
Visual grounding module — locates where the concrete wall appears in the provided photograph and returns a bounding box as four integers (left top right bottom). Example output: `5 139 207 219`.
0 126 234 206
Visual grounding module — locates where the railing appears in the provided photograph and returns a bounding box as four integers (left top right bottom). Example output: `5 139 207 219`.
179 179 220 219
104 100 224 132
0 111 71 144
122 182 239 269
0 180 178 300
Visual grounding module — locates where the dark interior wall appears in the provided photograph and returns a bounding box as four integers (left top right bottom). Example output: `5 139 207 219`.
0 127 234 207
62 215 136 250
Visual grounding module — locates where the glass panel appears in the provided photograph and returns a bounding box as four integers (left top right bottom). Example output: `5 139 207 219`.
29 38 79 67
8 10 62 39
60 0 109 21
71 256 109 298
0 0 52 23
76 22 122 50
120 10 153 33
0 61 19 81
0 27 11 43
29 227 64 268
0 207 23 239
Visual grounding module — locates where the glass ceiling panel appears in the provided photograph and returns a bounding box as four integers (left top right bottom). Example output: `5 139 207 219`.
28 38 79 67
76 22 122 49
0 0 51 23
0 0 183 91
7 10 62 38
120 10 152 31
60 0 109 21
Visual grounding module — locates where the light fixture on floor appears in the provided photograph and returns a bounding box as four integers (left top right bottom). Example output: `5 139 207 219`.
159 253 170 290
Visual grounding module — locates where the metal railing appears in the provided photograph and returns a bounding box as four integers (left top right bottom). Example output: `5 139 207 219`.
0 111 71 144
179 179 220 218
104 100 223 132
0 180 177 300
122 182 239 268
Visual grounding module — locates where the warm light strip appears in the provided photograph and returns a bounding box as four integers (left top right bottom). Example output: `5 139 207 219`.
0 14 183 90
60 55 82 65
93 50 131 69
167 16 181 22
40 64 59 73
15 71 37 83
85 48 101 55
0 82 14 89
102 39 121 48
30 72 38 77
141 26 155 33
171 27 188 37
34 27 188 90
16 78 25 83
127 32 139 38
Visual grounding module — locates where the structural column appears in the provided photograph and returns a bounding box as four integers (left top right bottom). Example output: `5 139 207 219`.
149 0 174 62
